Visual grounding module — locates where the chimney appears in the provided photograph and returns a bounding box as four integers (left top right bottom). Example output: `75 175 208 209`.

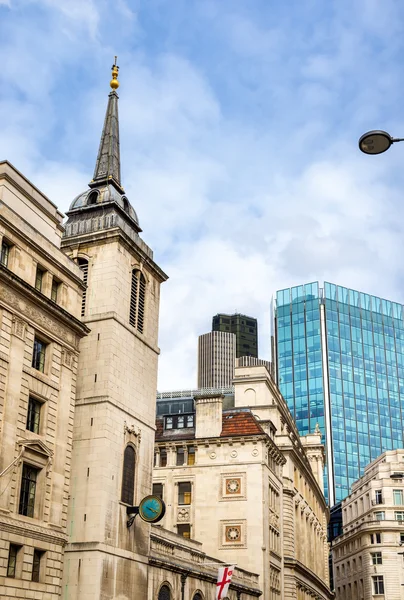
195 393 223 439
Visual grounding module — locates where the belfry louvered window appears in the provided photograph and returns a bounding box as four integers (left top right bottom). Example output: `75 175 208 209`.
121 445 136 505
129 269 146 333
158 585 171 600
77 258 89 317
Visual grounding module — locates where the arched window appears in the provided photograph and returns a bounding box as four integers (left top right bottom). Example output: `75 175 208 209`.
129 270 146 333
158 585 171 600
122 197 130 213
121 445 136 505
87 191 98 205
193 593 203 600
77 258 89 317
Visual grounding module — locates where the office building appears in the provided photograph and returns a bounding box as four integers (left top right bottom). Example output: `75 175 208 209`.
0 161 88 599
274 281 404 505
197 330 236 388
332 449 404 600
212 313 258 358
153 362 332 600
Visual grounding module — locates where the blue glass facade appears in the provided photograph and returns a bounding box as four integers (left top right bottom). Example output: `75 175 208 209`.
275 281 404 505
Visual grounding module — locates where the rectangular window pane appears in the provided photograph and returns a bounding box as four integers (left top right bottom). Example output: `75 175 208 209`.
394 490 404 505
7 544 19 578
32 338 46 373
35 266 44 292
178 482 191 505
375 511 385 520
371 552 382 565
160 450 167 467
395 511 404 521
176 448 185 466
177 524 191 538
26 397 41 434
1 241 10 267
373 576 384 595
32 550 43 582
152 483 163 500
187 447 195 466
19 464 38 517
51 279 59 303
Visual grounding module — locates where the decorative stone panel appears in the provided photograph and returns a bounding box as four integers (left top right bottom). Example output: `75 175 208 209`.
219 519 247 548
220 472 247 501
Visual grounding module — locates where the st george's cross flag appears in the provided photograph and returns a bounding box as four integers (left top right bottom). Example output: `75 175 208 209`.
216 565 235 600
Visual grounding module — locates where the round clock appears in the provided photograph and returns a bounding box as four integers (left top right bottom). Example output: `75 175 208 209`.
138 495 166 523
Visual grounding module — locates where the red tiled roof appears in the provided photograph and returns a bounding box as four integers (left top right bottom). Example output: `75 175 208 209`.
220 410 265 437
155 410 265 441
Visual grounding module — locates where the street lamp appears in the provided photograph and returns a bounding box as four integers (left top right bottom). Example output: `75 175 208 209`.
358 130 404 155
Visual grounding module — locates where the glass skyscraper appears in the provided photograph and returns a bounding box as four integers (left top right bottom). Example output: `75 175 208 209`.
274 281 404 505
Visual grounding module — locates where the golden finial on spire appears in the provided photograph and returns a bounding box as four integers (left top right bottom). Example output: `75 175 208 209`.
110 56 119 90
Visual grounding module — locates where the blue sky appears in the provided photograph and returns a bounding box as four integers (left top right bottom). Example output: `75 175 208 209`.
2 0 404 389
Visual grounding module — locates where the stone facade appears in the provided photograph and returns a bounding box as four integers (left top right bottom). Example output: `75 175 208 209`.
332 449 404 600
153 364 332 600
149 526 261 599
0 161 88 600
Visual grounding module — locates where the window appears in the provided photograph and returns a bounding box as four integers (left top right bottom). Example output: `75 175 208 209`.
375 490 383 504
376 533 381 544
32 549 44 582
374 511 385 521
187 446 195 466
7 544 20 578
395 511 404 522
153 483 163 500
158 585 171 600
26 397 41 434
176 448 185 466
129 269 146 333
371 552 382 565
77 258 88 317
51 278 60 303
394 490 404 505
193 594 203 600
1 239 11 267
160 449 167 468
372 575 384 595
400 532 404 545
87 191 98 205
19 464 39 517
35 265 45 292
177 524 191 538
178 482 191 505
121 446 135 505
32 337 46 373
164 414 194 430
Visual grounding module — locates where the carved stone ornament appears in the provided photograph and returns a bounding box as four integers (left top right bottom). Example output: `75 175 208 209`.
251 448 259 457
62 348 74 369
230 450 238 458
124 421 142 441
12 316 27 341
0 287 79 349
177 507 190 522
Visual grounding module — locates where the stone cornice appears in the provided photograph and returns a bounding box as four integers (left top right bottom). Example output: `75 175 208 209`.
62 227 168 284
0 264 89 347
0 212 83 286
0 514 67 545
148 556 262 597
284 557 333 599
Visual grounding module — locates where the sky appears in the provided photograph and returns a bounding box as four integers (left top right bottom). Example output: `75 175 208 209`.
2 0 404 390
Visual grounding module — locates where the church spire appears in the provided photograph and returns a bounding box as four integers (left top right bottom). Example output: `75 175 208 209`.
90 57 123 193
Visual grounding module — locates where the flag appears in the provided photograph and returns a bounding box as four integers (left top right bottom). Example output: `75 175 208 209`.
216 565 235 600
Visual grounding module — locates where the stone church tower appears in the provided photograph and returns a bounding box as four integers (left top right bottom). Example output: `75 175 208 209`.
61 61 167 599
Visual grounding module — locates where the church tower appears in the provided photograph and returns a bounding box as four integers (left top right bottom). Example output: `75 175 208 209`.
61 60 168 599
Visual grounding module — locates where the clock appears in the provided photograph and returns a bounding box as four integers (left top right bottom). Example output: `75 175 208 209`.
138 495 166 523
